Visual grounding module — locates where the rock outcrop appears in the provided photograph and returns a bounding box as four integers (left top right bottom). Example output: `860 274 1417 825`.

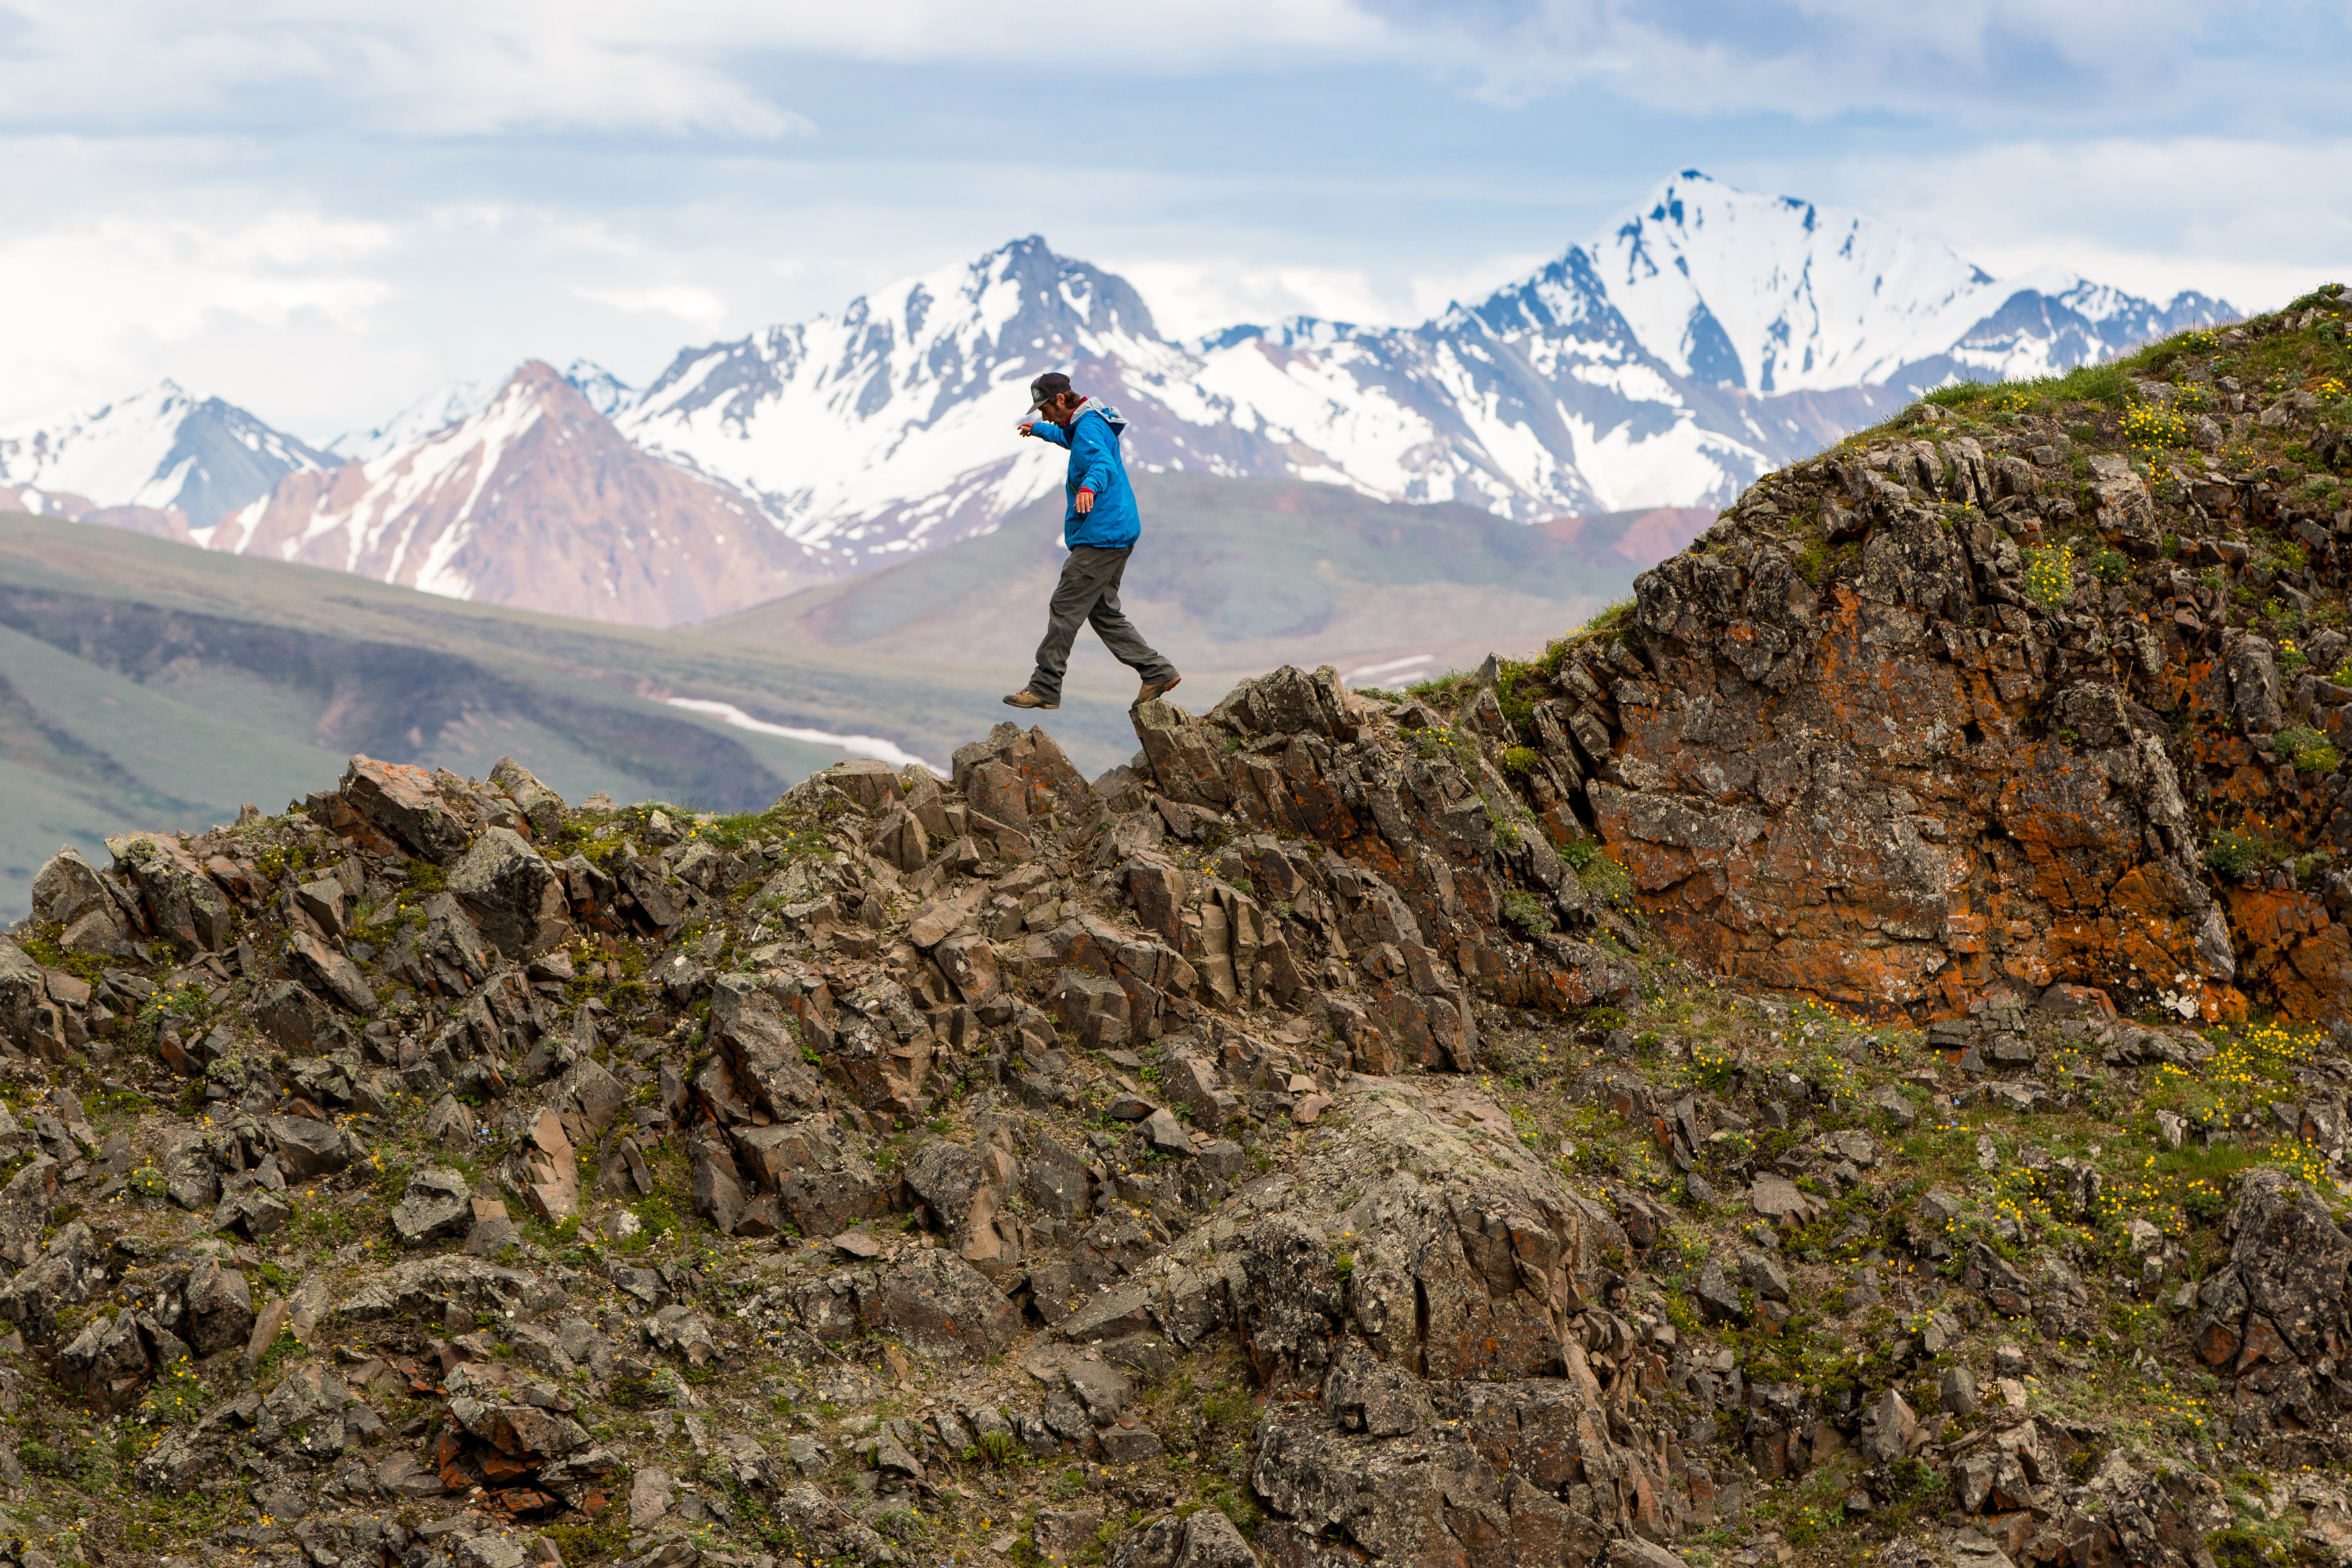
2 290 2349 1568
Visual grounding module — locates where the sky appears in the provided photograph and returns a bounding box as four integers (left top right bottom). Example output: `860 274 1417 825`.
0 0 2345 443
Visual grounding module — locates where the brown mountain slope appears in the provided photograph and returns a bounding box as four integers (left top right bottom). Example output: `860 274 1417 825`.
210 362 834 627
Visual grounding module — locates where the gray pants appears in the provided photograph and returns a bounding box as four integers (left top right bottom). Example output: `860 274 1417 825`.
1027 545 1176 703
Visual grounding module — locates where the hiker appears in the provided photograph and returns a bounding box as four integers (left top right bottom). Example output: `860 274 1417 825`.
1002 372 1181 711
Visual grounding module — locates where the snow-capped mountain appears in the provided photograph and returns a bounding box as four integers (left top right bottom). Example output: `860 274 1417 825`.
327 380 492 462
8 168 2236 632
0 382 333 527
562 360 636 419
615 170 2233 549
613 238 1287 567
210 361 832 627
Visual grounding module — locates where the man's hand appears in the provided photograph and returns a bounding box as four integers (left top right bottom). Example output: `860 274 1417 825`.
1074 488 1095 514
1016 417 1037 437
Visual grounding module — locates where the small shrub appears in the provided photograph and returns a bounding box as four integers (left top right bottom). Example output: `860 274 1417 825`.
1500 746 1541 776
2085 545 2131 586
2277 725 2341 775
2122 402 2190 457
972 1428 1022 1467
1501 890 1555 939
2208 825 2281 881
2023 542 2076 607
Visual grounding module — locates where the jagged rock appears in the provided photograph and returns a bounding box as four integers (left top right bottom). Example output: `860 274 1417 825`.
267 1114 367 1178
520 1106 580 1221
1861 1387 1917 1464
0 1153 59 1266
902 1140 983 1232
287 929 376 1014
425 1093 476 1154
253 979 353 1054
32 845 113 926
392 1167 474 1244
103 832 232 953
136 1428 210 1494
337 1256 537 1323
450 827 573 958
1051 966 1131 1049
295 875 347 938
450 1395 592 1457
645 1305 719 1366
342 755 473 862
1694 1259 1746 1324
0 942 51 1054
60 1311 154 1410
855 1250 1018 1364
952 722 1094 826
1109 1508 1260 1568
490 756 566 838
689 1127 750 1235
631 1465 675 1528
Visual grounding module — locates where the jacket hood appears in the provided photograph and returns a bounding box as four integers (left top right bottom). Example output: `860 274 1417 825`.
1077 399 1128 435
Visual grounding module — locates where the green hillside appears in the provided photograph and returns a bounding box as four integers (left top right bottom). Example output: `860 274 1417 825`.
0 515 1135 918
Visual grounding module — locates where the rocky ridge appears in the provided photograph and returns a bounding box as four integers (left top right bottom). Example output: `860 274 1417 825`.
1 288 2352 1568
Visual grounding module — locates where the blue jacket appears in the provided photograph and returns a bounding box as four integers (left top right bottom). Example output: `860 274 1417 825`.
1030 402 1140 549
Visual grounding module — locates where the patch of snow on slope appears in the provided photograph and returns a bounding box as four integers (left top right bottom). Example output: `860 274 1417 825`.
664 699 942 773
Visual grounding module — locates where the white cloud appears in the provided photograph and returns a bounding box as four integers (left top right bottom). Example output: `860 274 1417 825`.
1363 0 2292 122
1810 136 2352 316
0 200 396 422
0 1 1384 140
574 284 729 323
1111 250 1550 338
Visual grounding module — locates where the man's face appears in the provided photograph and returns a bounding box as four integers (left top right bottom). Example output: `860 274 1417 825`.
1035 391 1078 425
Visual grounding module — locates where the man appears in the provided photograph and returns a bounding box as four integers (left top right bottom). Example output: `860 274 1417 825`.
1003 371 1181 711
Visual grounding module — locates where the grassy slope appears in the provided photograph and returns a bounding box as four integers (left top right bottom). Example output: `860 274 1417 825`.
0 517 986 916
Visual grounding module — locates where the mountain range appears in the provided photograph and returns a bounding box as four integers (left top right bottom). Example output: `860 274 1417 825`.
0 169 2234 627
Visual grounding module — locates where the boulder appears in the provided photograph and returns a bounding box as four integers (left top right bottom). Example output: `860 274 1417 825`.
392 1167 474 1245
183 1256 257 1356
449 827 571 958
31 845 113 926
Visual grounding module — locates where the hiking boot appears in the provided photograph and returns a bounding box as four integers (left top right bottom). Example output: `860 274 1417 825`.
1134 674 1182 707
1003 690 1058 710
